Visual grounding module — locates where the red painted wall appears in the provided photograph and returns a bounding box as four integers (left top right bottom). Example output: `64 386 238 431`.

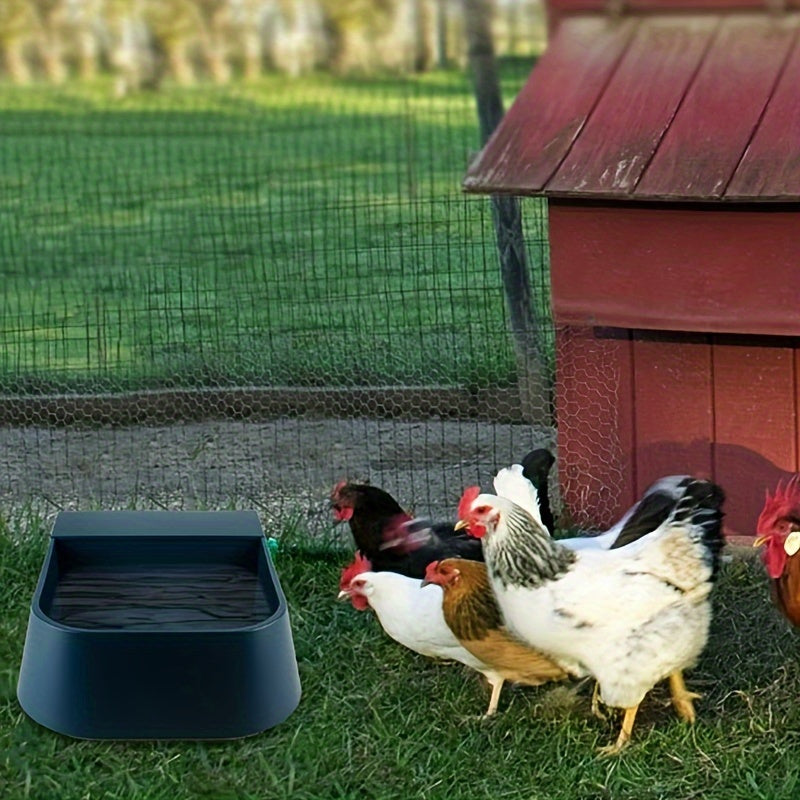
549 202 800 337
555 327 799 537
550 202 800 537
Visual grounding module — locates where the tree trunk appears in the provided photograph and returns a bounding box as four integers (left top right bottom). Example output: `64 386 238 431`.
435 0 449 67
461 0 550 423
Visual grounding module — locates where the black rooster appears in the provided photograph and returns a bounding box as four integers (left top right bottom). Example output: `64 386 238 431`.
330 448 556 579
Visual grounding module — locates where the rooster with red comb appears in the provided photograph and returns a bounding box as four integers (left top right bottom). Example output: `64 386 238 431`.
754 474 800 627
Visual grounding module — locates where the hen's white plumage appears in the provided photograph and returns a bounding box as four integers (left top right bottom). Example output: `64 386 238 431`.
490 509 713 699
341 570 480 664
464 471 725 751
492 464 546 528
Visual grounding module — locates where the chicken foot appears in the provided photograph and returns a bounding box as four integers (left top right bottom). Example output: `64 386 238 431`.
597 705 639 756
668 670 701 723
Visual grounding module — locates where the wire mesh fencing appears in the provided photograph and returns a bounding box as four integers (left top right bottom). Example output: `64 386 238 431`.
0 15 571 538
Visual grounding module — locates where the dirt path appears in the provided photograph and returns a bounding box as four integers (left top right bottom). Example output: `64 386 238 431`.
0 417 554 539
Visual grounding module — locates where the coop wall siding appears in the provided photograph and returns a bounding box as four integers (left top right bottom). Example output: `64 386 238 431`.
556 326 800 536
631 333 714 494
546 0 800 27
548 202 800 336
712 342 797 534
555 326 636 528
549 199 800 535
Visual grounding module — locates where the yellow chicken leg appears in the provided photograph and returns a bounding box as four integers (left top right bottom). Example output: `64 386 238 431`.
590 682 607 720
669 670 701 723
597 705 639 756
483 675 505 717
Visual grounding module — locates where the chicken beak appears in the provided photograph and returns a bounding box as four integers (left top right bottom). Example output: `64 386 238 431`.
420 577 431 588
336 590 350 602
454 519 468 531
752 535 768 548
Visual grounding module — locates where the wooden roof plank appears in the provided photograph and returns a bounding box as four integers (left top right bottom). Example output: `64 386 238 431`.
547 15 718 196
463 15 635 194
726 30 800 199
635 15 798 200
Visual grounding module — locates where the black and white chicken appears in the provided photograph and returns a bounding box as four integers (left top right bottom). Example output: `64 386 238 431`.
456 466 725 753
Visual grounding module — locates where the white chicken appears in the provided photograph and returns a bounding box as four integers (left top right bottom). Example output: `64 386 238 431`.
456 469 725 753
338 552 524 716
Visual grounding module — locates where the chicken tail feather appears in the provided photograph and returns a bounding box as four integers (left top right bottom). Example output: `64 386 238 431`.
670 479 726 579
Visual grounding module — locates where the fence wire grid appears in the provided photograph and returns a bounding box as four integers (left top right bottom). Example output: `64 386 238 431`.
0 16 625 537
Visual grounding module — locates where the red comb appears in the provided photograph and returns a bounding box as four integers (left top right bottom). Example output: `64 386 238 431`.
339 551 372 590
757 474 800 534
330 480 348 500
775 474 800 505
457 486 481 521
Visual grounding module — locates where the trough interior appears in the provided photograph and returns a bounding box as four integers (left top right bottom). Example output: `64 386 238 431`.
41 536 277 631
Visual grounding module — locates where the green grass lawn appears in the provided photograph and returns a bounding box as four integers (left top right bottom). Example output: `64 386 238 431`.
0 67 550 395
2 512 799 800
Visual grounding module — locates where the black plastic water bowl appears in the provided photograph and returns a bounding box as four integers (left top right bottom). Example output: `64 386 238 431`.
17 511 301 739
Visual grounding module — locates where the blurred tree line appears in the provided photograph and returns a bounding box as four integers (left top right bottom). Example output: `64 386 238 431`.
0 0 544 93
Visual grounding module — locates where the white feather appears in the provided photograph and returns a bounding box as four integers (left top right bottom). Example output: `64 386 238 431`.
493 464 545 529
348 571 485 668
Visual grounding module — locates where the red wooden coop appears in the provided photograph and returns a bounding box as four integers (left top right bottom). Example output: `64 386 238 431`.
465 0 800 538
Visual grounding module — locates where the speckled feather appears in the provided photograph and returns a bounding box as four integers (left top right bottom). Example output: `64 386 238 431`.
484 503 576 590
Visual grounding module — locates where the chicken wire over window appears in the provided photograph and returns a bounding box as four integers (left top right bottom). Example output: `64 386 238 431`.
0 40 619 537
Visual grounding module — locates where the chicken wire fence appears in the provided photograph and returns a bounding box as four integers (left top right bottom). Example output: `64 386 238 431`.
0 26 624 537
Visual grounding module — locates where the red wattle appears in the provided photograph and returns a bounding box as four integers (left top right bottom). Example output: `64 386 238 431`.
763 540 787 580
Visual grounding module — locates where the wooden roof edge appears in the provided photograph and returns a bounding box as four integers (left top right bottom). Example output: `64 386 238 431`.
545 1 800 36
461 179 800 204
546 0 800 18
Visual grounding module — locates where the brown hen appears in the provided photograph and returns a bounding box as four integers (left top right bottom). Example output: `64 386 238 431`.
423 558 568 713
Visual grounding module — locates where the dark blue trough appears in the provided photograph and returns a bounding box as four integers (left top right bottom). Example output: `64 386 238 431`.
17 510 301 739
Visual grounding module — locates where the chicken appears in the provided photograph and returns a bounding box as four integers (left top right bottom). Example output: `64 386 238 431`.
337 553 524 715
330 481 483 577
329 448 556 578
753 474 800 627
422 558 568 701
456 470 725 754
